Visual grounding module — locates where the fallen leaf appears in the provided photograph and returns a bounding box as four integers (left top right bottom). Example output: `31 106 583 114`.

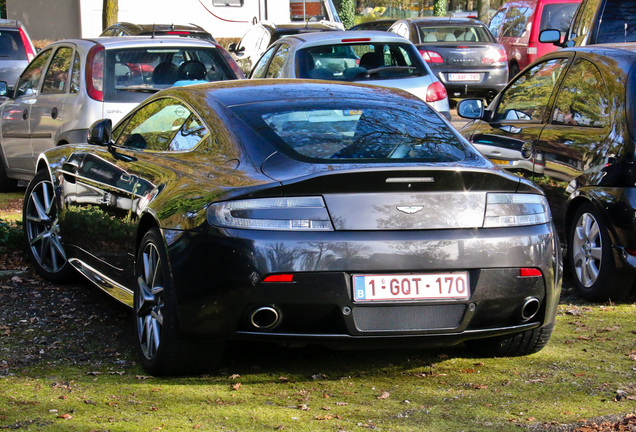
335 402 348 406
278 376 289 383
470 384 488 389
57 413 73 420
231 383 242 391
377 391 390 400
298 404 310 411
229 374 240 380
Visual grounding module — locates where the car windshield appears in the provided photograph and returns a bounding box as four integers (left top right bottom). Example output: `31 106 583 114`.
234 101 474 163
416 25 492 43
104 46 236 102
297 42 426 81
0 30 27 60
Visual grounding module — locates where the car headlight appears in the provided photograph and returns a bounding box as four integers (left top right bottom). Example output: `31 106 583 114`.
483 193 551 227
207 197 334 231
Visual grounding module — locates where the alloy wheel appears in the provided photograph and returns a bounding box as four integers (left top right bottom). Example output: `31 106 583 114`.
571 211 602 287
136 242 165 360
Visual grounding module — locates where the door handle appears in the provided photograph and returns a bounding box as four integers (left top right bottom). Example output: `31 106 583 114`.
22 109 28 120
51 107 58 119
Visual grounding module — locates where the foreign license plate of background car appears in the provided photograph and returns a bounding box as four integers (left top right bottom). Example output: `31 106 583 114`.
448 73 480 81
353 273 469 301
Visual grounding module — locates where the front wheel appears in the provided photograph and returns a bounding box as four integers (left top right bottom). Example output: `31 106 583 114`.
468 323 554 357
134 227 223 376
23 170 74 282
567 203 634 301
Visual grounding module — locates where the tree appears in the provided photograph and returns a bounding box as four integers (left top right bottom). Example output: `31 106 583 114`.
102 0 118 30
477 0 490 23
433 0 448 17
340 0 356 28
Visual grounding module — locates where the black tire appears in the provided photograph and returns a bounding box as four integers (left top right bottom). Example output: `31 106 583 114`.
134 227 224 376
468 323 554 357
23 170 74 282
567 203 634 301
0 158 19 192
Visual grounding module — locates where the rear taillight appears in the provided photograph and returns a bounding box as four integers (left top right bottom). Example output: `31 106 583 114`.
19 28 35 62
86 45 104 101
482 47 507 64
520 268 542 277
426 81 447 103
483 193 551 227
419 49 444 63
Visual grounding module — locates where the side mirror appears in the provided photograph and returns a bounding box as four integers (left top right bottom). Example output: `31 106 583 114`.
87 118 112 146
0 81 7 97
457 98 485 120
228 42 236 53
539 29 565 47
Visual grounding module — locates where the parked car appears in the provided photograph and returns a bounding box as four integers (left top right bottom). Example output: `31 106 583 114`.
228 21 342 74
249 30 451 120
101 22 216 43
348 19 396 31
540 0 636 47
0 36 244 191
0 19 36 92
457 43 636 301
388 17 508 102
488 0 581 79
24 79 561 376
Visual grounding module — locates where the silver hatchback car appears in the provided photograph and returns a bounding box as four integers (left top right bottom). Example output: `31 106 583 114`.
248 30 451 120
0 36 244 191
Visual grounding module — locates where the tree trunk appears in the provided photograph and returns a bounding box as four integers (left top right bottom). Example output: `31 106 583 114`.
477 0 490 24
102 0 118 30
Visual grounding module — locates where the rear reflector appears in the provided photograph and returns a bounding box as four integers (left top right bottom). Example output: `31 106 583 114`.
263 274 294 283
519 268 542 277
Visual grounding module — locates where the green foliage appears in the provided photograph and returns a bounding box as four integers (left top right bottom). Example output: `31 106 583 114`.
0 218 22 253
433 0 448 16
340 0 356 28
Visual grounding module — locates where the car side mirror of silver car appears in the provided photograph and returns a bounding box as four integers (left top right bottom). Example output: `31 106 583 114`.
0 81 7 97
539 29 566 48
457 98 485 120
87 118 113 147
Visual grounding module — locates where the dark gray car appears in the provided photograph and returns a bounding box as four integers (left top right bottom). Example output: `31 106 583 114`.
0 19 36 92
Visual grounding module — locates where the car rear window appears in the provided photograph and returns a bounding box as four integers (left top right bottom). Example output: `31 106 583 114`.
0 30 27 60
233 100 475 163
540 3 579 32
416 25 493 43
297 42 427 81
103 46 237 103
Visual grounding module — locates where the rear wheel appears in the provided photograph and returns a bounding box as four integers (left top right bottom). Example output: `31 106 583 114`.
23 170 74 282
134 227 223 376
567 203 634 301
468 323 554 357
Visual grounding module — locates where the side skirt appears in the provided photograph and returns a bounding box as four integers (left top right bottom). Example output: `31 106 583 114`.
68 258 134 308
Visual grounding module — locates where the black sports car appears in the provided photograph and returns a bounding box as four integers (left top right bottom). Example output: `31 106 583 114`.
24 80 561 376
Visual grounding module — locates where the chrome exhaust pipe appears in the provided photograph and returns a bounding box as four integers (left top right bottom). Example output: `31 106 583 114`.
519 297 540 322
250 306 280 329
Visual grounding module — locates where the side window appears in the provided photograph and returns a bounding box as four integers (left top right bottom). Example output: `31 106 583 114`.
495 58 569 122
14 49 52 97
489 9 506 38
500 7 532 38
116 98 207 151
69 51 81 94
552 59 608 127
41 47 73 94
266 43 290 78
250 45 277 78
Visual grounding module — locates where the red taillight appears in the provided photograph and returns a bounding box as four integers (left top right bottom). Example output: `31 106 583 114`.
426 81 447 102
419 49 444 63
519 268 542 277
262 274 294 283
482 47 507 64
19 28 35 62
86 44 104 101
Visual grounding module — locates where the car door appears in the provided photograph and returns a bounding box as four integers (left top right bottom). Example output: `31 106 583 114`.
29 45 75 166
534 56 611 234
1 48 52 172
465 56 572 180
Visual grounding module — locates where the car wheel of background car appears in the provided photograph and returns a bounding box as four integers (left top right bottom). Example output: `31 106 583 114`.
23 170 74 282
135 227 224 376
567 203 634 301
0 158 19 192
508 62 520 81
467 323 553 357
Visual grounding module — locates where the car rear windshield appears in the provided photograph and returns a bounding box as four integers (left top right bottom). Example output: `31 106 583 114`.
297 42 427 81
103 46 236 102
233 100 475 163
0 30 27 60
540 3 579 32
416 25 493 43
597 1 636 43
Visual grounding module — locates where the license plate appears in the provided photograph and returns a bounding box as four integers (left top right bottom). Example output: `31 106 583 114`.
448 73 480 81
490 158 512 165
353 272 469 302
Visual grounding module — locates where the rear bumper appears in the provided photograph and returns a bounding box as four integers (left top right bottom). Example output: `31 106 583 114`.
436 67 508 98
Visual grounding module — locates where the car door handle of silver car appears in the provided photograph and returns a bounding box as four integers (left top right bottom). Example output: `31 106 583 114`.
22 109 28 120
51 107 58 120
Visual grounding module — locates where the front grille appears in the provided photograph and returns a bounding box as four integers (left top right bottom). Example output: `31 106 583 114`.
353 304 466 332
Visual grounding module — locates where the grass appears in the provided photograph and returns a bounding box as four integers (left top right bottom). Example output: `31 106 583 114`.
1 303 635 431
